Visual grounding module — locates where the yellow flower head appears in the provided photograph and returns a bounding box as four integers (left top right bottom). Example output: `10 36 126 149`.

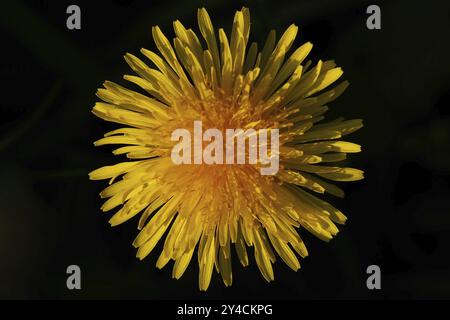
89 7 364 291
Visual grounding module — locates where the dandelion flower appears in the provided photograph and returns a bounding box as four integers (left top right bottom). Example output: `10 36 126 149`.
89 7 364 290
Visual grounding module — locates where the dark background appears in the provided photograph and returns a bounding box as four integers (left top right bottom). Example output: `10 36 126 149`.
1 0 449 299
